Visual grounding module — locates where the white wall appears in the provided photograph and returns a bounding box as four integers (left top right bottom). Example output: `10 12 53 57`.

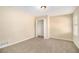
73 8 79 48
0 7 35 48
49 14 73 41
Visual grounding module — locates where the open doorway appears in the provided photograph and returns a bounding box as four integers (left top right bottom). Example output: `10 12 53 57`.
35 17 49 39
36 19 44 38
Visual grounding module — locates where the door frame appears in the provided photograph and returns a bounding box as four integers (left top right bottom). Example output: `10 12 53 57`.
35 17 48 39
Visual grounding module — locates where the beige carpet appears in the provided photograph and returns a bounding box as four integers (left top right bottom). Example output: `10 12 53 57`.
0 37 79 53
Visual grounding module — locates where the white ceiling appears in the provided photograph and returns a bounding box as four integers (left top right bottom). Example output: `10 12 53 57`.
17 6 77 16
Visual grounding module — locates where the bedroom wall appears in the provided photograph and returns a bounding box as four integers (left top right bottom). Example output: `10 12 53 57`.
73 7 79 48
49 14 73 41
0 7 35 48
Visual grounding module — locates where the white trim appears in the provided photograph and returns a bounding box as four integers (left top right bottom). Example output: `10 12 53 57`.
50 36 73 41
0 36 34 49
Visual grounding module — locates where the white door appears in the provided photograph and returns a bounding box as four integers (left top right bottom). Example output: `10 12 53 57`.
36 20 44 37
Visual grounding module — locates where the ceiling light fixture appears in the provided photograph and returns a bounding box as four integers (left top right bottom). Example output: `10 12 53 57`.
41 6 47 9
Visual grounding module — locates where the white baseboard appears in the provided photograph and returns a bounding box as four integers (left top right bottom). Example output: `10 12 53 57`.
0 36 34 49
50 36 73 41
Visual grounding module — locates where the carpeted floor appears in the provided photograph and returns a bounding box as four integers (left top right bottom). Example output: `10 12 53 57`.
0 37 79 53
